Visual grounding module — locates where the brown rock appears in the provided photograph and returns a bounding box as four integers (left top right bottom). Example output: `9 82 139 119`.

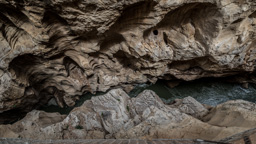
0 0 255 119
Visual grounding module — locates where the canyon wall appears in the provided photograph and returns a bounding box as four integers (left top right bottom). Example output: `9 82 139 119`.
0 0 256 115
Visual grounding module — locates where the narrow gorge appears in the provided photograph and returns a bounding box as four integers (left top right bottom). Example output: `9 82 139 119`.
0 0 256 143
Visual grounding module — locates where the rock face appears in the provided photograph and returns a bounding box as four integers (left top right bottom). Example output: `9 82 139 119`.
0 89 256 141
0 0 256 115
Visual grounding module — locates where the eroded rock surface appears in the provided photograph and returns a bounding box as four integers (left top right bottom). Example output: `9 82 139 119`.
0 0 256 117
0 89 256 141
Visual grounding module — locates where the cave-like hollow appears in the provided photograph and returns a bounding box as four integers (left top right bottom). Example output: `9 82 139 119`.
0 1 256 127
2 51 255 124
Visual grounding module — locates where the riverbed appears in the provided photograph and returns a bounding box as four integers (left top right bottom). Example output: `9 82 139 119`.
39 79 256 114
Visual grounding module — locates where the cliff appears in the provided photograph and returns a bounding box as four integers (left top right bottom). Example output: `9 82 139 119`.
0 0 256 117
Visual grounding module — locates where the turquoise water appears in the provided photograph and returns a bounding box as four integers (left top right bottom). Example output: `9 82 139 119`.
130 80 256 106
39 80 256 114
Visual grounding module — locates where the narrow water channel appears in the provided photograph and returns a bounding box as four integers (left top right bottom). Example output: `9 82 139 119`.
129 80 256 105
39 79 256 114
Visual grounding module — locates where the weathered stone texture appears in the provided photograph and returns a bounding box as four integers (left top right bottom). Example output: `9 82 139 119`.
0 0 255 113
0 89 256 141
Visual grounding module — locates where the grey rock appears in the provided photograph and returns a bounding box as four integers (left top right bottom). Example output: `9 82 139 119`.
0 89 256 141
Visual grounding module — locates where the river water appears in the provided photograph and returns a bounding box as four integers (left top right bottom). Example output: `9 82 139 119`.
39 79 256 114
129 80 256 105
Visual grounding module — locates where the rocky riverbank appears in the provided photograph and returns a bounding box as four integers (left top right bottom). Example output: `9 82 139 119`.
1 89 255 141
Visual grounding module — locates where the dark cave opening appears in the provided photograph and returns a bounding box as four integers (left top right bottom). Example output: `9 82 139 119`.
2 54 60 124
153 30 158 35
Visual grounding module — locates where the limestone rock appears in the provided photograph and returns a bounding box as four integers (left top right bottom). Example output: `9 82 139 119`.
0 0 256 117
171 96 209 119
0 89 256 141
203 100 256 128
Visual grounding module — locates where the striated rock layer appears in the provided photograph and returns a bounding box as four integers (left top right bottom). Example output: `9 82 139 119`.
0 0 256 114
0 89 256 141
